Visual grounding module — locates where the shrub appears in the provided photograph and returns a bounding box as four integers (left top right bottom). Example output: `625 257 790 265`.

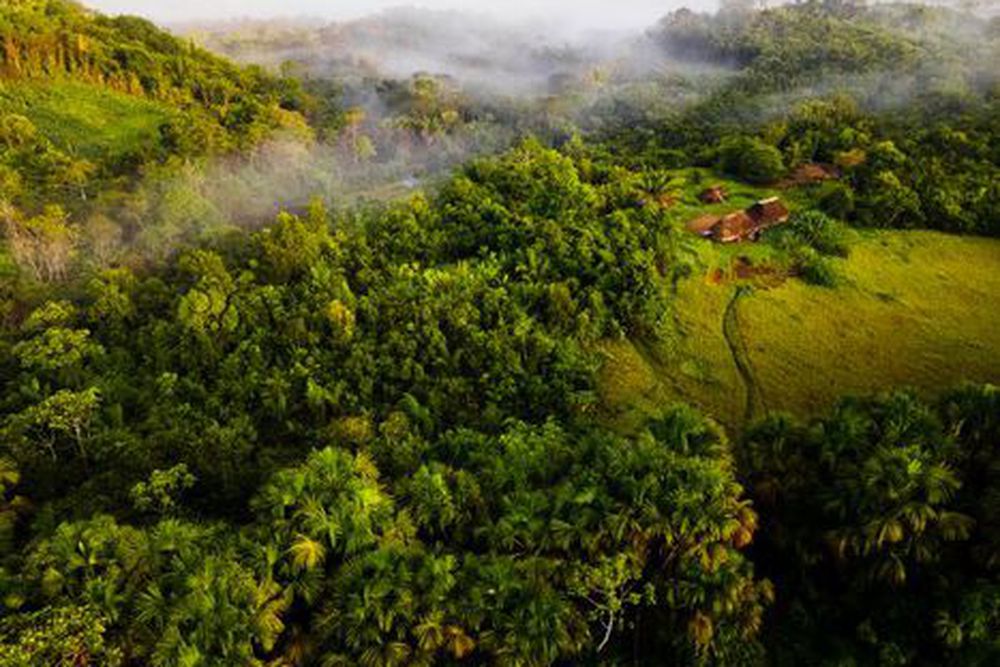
818 181 856 220
797 248 839 287
793 210 850 257
718 135 786 184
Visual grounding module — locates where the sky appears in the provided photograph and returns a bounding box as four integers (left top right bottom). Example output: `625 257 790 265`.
83 0 701 30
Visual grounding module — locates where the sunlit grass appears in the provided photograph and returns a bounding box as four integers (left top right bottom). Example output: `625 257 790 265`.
0 80 170 161
600 229 1000 432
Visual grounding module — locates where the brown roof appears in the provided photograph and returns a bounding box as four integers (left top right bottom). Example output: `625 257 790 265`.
747 197 790 226
688 197 791 243
687 214 722 235
709 198 790 243
779 163 841 189
796 163 839 181
712 211 756 243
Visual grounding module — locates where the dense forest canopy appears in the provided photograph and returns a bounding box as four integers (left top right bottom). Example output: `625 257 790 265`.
0 1 998 665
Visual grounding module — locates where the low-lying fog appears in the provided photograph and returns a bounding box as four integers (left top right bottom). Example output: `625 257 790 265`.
77 1 742 255
74 0 998 257
91 1 733 98
173 8 692 98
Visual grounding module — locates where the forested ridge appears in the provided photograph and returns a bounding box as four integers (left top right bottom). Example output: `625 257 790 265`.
0 0 312 280
0 0 308 146
0 1 998 665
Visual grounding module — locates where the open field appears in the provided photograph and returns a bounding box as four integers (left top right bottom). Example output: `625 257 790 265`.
600 229 1000 432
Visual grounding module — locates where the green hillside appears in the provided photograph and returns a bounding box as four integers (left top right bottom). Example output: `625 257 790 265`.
0 0 309 213
601 230 1000 432
0 80 170 162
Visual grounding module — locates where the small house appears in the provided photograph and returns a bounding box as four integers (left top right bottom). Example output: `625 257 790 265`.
780 163 841 188
747 197 790 228
686 197 790 243
687 213 722 236
712 211 757 243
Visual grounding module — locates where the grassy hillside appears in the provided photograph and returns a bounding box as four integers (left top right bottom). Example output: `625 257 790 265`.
600 230 1000 432
0 80 170 162
0 0 310 215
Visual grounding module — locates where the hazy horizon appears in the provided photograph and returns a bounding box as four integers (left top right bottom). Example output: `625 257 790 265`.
83 0 711 30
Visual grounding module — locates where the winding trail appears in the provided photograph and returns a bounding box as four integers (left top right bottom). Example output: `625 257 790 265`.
722 286 764 424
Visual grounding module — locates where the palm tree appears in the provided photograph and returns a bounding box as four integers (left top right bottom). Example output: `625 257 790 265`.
639 171 685 207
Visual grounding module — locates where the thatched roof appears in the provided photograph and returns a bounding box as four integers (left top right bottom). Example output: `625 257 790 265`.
712 211 756 243
747 197 790 226
687 214 722 235
780 163 841 188
687 197 791 243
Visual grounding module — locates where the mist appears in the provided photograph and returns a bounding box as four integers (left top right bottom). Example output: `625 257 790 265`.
67 2 732 266
71 0 998 266
85 0 713 32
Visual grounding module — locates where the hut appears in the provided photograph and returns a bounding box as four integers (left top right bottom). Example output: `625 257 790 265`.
687 214 722 237
780 163 841 188
711 211 757 243
747 197 790 227
686 197 791 243
709 198 790 243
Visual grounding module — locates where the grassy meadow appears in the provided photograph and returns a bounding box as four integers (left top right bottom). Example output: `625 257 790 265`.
600 229 1000 432
0 80 170 162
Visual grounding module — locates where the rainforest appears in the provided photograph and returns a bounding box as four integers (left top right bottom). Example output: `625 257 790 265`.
0 0 998 665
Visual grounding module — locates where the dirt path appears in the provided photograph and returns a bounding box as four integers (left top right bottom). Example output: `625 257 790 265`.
723 286 764 424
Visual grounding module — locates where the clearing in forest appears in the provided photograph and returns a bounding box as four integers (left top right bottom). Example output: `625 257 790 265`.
599 229 1000 432
0 80 170 162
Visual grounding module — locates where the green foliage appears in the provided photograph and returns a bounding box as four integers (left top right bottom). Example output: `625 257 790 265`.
613 4 1000 237
795 249 838 287
11 514 278 665
772 210 850 257
0 604 123 667
130 465 196 517
767 210 850 286
0 3 995 666
246 414 769 665
0 82 169 166
818 180 856 219
607 230 1000 437
253 447 393 561
0 1 305 139
11 320 101 374
11 387 101 461
717 136 785 185
438 139 684 338
0 133 763 663
742 389 1000 665
0 0 311 283
0 457 26 556
654 6 926 93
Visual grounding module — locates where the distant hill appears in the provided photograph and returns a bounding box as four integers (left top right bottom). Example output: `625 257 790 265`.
0 0 310 212
650 2 999 94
